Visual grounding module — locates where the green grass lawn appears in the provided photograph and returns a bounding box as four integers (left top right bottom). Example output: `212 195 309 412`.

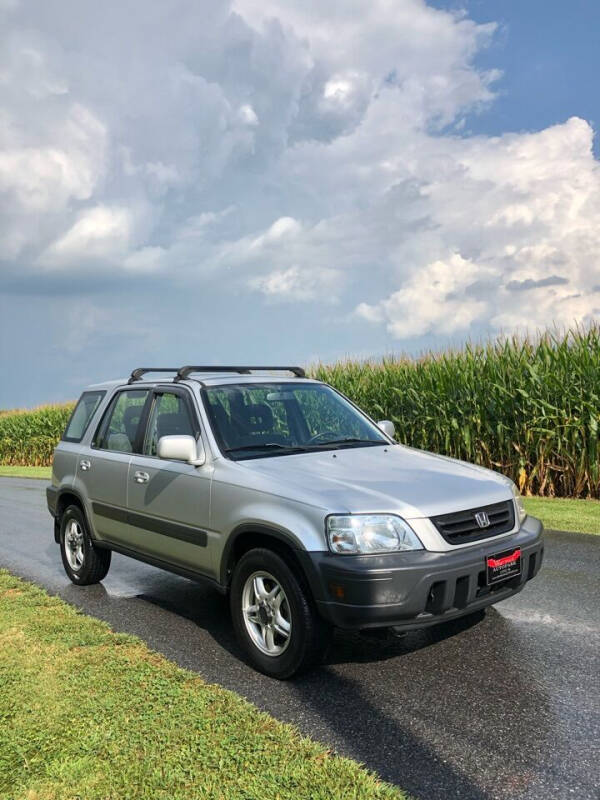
0 465 51 479
523 496 600 535
0 570 403 800
0 465 598 533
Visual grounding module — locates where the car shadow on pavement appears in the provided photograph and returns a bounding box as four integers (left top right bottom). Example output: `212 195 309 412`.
290 610 553 800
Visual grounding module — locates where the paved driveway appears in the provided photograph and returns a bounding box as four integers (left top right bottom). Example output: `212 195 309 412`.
1 477 598 799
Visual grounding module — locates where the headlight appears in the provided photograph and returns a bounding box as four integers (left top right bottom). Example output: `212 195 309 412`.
326 514 423 555
511 483 527 525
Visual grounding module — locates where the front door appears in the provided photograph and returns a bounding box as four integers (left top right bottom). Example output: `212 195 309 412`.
126 387 214 579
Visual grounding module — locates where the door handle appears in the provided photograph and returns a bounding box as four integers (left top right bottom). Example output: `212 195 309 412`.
80 459 91 471
133 470 150 484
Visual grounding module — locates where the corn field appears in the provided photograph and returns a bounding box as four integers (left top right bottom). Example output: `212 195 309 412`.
313 326 600 499
0 404 74 467
1 326 599 497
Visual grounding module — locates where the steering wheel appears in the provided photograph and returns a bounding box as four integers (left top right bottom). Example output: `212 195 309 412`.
306 430 339 445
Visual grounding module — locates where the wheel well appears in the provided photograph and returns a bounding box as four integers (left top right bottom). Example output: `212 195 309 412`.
225 531 307 589
54 492 84 542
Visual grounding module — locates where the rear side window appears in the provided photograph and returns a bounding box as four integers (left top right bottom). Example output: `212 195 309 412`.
93 390 149 453
63 391 105 443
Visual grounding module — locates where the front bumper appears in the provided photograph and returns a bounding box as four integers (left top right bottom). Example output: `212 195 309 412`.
300 515 543 630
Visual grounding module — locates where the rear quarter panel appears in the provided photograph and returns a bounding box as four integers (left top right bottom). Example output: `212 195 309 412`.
51 441 80 491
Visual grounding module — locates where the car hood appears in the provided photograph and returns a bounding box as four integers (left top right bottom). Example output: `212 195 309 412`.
239 444 513 519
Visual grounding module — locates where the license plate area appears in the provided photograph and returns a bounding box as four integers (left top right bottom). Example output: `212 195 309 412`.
486 547 521 585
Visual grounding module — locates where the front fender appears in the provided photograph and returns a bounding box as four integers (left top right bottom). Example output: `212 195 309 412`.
210 476 329 584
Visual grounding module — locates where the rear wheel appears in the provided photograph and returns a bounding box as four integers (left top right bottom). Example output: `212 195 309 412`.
230 548 330 679
59 505 111 585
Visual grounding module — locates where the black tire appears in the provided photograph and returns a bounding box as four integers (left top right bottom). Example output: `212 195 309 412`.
59 504 111 586
230 548 331 679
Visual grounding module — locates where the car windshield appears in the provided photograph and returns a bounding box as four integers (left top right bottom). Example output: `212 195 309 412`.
203 382 389 460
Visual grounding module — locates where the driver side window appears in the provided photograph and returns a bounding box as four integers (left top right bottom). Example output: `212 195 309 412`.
143 392 195 456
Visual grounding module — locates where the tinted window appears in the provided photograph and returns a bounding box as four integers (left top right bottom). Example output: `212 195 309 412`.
143 392 196 456
294 387 372 439
204 386 291 450
63 391 105 443
204 382 386 459
94 390 149 453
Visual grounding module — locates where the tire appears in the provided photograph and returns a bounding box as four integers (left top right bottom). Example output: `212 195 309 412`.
230 548 331 679
59 504 111 586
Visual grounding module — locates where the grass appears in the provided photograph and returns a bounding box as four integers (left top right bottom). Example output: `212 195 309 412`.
0 465 51 479
523 497 600 535
0 570 403 800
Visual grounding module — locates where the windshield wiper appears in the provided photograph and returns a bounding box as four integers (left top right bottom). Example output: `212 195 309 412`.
224 439 386 457
313 438 385 448
224 443 312 454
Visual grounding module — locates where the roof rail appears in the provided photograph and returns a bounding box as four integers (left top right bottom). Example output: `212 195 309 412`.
174 365 306 382
128 367 180 384
128 365 307 384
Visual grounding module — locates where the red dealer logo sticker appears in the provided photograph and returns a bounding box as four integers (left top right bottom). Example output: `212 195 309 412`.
487 549 521 568
486 547 521 585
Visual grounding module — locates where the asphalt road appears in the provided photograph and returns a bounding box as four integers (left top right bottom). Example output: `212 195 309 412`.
1 478 598 800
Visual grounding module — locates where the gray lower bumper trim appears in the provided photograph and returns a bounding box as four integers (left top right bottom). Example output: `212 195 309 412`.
303 516 544 630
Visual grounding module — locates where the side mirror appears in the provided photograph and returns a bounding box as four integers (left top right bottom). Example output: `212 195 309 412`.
157 435 206 466
377 420 395 439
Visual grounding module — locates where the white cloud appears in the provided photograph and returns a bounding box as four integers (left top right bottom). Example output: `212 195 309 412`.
0 0 599 348
357 254 491 337
41 205 133 267
234 0 499 136
0 108 104 212
238 104 259 126
251 216 302 249
351 115 600 335
0 101 106 258
250 264 339 301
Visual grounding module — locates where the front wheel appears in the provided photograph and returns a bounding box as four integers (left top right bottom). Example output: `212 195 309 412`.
230 548 330 679
59 505 111 585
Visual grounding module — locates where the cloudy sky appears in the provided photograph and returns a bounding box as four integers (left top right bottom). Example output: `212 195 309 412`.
1 0 599 407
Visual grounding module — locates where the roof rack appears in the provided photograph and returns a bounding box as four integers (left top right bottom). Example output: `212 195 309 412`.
128 367 180 384
127 365 306 384
174 365 306 382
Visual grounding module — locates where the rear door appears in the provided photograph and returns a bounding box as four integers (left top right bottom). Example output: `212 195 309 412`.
126 386 214 578
78 388 150 545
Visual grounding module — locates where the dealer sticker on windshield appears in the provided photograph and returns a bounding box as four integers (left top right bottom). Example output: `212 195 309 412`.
486 547 521 585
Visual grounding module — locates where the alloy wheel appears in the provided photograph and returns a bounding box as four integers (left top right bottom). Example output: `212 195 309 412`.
64 519 85 571
241 570 292 656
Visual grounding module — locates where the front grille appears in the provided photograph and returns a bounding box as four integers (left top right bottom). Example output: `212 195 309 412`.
431 500 515 545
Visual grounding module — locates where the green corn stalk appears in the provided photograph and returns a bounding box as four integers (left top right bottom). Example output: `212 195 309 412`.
312 325 600 499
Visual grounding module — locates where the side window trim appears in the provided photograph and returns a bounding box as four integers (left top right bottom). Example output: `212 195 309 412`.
139 385 202 458
92 388 152 453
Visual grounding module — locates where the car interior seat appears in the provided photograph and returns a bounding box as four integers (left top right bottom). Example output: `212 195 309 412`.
232 402 287 447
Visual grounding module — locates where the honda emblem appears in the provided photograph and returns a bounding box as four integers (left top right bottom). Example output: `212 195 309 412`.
475 511 490 528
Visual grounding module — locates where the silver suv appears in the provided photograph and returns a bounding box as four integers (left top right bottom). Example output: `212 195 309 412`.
47 366 544 678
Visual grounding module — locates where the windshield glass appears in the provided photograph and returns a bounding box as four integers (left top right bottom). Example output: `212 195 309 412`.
203 382 388 459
